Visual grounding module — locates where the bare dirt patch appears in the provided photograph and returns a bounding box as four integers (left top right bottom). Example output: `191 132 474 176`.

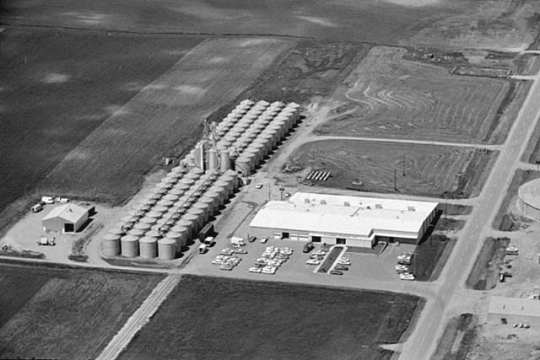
119 275 422 360
281 139 497 198
0 264 163 360
466 237 511 290
315 46 521 145
432 313 478 360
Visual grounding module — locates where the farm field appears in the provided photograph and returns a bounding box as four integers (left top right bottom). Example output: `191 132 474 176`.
316 46 526 145
119 275 422 360
39 37 292 204
0 28 203 228
2 0 539 50
282 140 497 198
208 41 368 123
0 264 163 359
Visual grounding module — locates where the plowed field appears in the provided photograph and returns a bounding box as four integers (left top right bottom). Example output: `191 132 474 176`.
316 46 524 145
0 264 163 360
119 275 422 360
39 37 292 203
283 140 497 198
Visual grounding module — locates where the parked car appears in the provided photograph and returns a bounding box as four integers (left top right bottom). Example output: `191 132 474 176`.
41 196 55 204
248 235 257 242
249 267 262 273
260 236 268 243
234 249 248 255
334 264 349 271
303 242 314 253
31 203 43 213
399 273 415 281
256 183 263 189
306 259 320 265
329 270 344 275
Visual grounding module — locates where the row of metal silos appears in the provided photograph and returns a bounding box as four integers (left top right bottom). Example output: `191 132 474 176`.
102 167 212 259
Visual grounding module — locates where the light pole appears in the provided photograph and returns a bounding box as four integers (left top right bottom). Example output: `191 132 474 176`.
279 187 284 201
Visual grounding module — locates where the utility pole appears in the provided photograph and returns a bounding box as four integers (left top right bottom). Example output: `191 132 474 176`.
402 155 406 176
279 187 284 201
394 169 397 191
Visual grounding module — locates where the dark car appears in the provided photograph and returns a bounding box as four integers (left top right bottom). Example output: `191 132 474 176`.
329 270 344 275
334 264 349 271
303 242 314 253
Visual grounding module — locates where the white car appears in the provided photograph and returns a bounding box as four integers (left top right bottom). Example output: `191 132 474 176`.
313 250 326 256
260 236 268 243
399 273 415 281
249 267 262 273
338 260 351 266
262 266 276 274
256 183 263 189
306 259 320 265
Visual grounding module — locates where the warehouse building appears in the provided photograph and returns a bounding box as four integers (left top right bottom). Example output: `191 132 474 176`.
42 203 89 233
249 192 438 248
488 296 540 327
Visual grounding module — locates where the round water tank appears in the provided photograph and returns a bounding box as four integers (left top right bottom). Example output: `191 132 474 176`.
139 237 158 259
158 239 176 260
173 183 191 192
134 222 152 231
102 233 121 257
517 179 540 220
121 235 139 258
109 227 125 236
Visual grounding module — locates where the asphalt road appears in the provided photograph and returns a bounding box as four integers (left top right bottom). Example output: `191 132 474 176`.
400 74 540 360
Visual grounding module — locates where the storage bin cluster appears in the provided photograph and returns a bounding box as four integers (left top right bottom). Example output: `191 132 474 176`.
102 168 238 260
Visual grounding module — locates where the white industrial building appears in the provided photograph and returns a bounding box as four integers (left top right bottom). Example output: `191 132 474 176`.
249 192 438 248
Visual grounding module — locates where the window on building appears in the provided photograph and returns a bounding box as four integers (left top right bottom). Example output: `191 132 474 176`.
336 237 346 244
282 232 290 239
311 236 322 243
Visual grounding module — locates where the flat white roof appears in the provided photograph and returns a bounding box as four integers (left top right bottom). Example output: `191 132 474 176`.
250 192 438 239
489 296 540 318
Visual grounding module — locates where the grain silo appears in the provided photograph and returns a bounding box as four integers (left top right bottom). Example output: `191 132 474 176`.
121 235 139 258
198 196 217 215
139 236 158 259
205 190 224 208
157 199 174 208
173 183 191 192
128 228 145 238
163 194 180 202
235 156 252 177
183 213 201 234
109 227 125 236
187 207 207 227
181 177 196 187
208 148 218 171
158 239 176 260
193 202 212 222
517 179 540 220
145 230 162 239
165 231 184 250
134 222 152 231
102 233 121 256
175 219 195 239
220 148 231 172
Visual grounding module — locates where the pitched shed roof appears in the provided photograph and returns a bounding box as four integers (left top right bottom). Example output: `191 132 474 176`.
489 296 540 317
43 203 88 223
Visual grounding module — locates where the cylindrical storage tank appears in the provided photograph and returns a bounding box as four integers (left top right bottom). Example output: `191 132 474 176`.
221 170 239 190
121 235 139 258
183 214 201 234
261 129 279 147
102 233 121 256
208 148 218 171
156 181 174 190
151 205 169 214
173 183 191 192
163 194 179 202
205 190 224 207
184 172 200 181
211 183 231 203
225 133 239 143
198 196 217 215
257 133 274 150
128 228 145 237
220 149 231 172
244 149 261 168
189 205 208 224
144 211 163 219
109 227 125 236
158 239 176 260
175 219 194 240
165 231 184 250
145 230 162 239
194 202 212 221
134 222 152 231
248 143 265 162
215 179 233 194
168 188 184 196
181 178 196 186
252 139 269 158
139 237 157 259
235 156 251 176
157 199 174 208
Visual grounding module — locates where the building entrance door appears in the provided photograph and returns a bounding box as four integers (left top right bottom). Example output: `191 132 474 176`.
336 237 346 245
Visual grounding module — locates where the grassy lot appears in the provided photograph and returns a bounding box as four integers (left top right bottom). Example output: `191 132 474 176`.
492 170 540 231
520 114 540 164
0 264 163 359
414 234 456 282
284 140 497 198
466 237 510 290
0 27 202 226
316 46 525 145
120 275 422 360
431 314 477 360
39 37 292 204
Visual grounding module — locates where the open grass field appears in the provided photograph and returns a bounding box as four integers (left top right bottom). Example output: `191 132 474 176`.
119 275 422 360
38 37 292 203
3 0 539 50
284 140 497 198
0 27 203 225
316 46 526 145
0 264 163 360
